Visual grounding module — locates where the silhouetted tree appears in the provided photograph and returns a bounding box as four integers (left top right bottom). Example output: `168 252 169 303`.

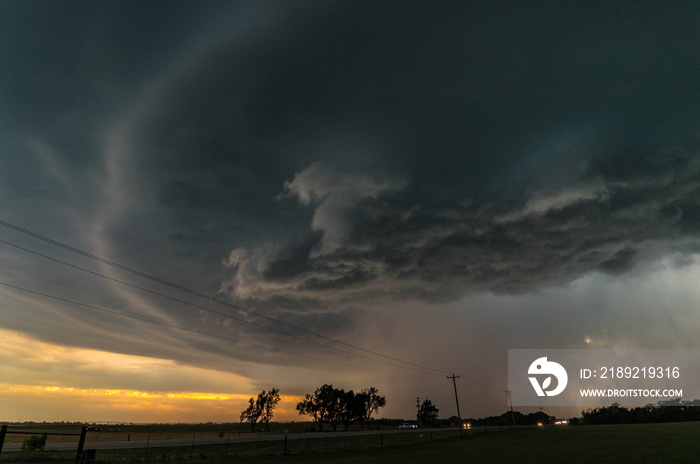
580 401 700 425
337 389 359 431
240 398 262 432
466 410 556 427
326 387 345 431
296 384 337 431
419 399 439 426
357 387 386 429
240 388 280 432
297 384 389 431
259 388 280 431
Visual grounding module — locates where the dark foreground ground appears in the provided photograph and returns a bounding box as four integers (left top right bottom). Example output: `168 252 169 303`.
268 422 700 464
2 421 699 463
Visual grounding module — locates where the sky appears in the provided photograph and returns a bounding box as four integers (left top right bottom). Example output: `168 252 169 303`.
1 0 700 423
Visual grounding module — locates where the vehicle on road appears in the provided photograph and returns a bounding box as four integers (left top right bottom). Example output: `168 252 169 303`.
399 423 417 429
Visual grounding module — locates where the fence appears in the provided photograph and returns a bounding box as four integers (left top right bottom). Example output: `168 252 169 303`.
100 427 472 461
0 425 513 462
0 425 90 462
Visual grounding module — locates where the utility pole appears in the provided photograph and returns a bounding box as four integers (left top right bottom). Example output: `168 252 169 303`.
448 374 463 436
506 390 516 426
447 374 462 423
416 397 421 427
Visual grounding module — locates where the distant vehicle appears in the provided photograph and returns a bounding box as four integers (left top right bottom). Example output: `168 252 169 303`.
86 426 103 431
399 423 417 429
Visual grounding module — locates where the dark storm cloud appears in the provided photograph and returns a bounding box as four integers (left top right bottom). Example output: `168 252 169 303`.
222 145 700 310
2 0 700 396
134 2 699 214
45 0 695 316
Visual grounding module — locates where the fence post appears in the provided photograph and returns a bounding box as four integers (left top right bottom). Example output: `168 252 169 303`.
284 435 287 456
0 424 7 455
75 427 87 463
144 433 150 462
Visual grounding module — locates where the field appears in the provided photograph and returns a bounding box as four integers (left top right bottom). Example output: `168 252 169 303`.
2 421 700 463
295 422 700 464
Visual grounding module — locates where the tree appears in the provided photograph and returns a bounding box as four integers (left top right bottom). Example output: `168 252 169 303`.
240 388 281 432
419 399 439 426
297 384 388 431
326 388 345 431
22 435 46 452
338 389 359 431
296 384 338 431
357 387 386 429
258 388 280 431
240 397 262 432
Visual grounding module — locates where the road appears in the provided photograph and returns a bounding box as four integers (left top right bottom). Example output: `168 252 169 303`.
1 427 462 452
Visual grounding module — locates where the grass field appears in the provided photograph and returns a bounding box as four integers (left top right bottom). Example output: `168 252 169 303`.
2 422 700 463
282 422 700 464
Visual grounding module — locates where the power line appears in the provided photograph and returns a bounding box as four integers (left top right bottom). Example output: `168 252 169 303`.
0 219 507 391
458 375 503 392
0 237 442 377
0 219 451 375
0 280 438 380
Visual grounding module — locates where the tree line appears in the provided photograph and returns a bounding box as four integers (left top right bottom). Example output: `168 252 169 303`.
240 385 386 432
240 392 700 430
580 400 700 425
464 410 555 427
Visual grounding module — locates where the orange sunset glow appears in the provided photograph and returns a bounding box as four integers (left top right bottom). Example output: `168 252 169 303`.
0 329 302 423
